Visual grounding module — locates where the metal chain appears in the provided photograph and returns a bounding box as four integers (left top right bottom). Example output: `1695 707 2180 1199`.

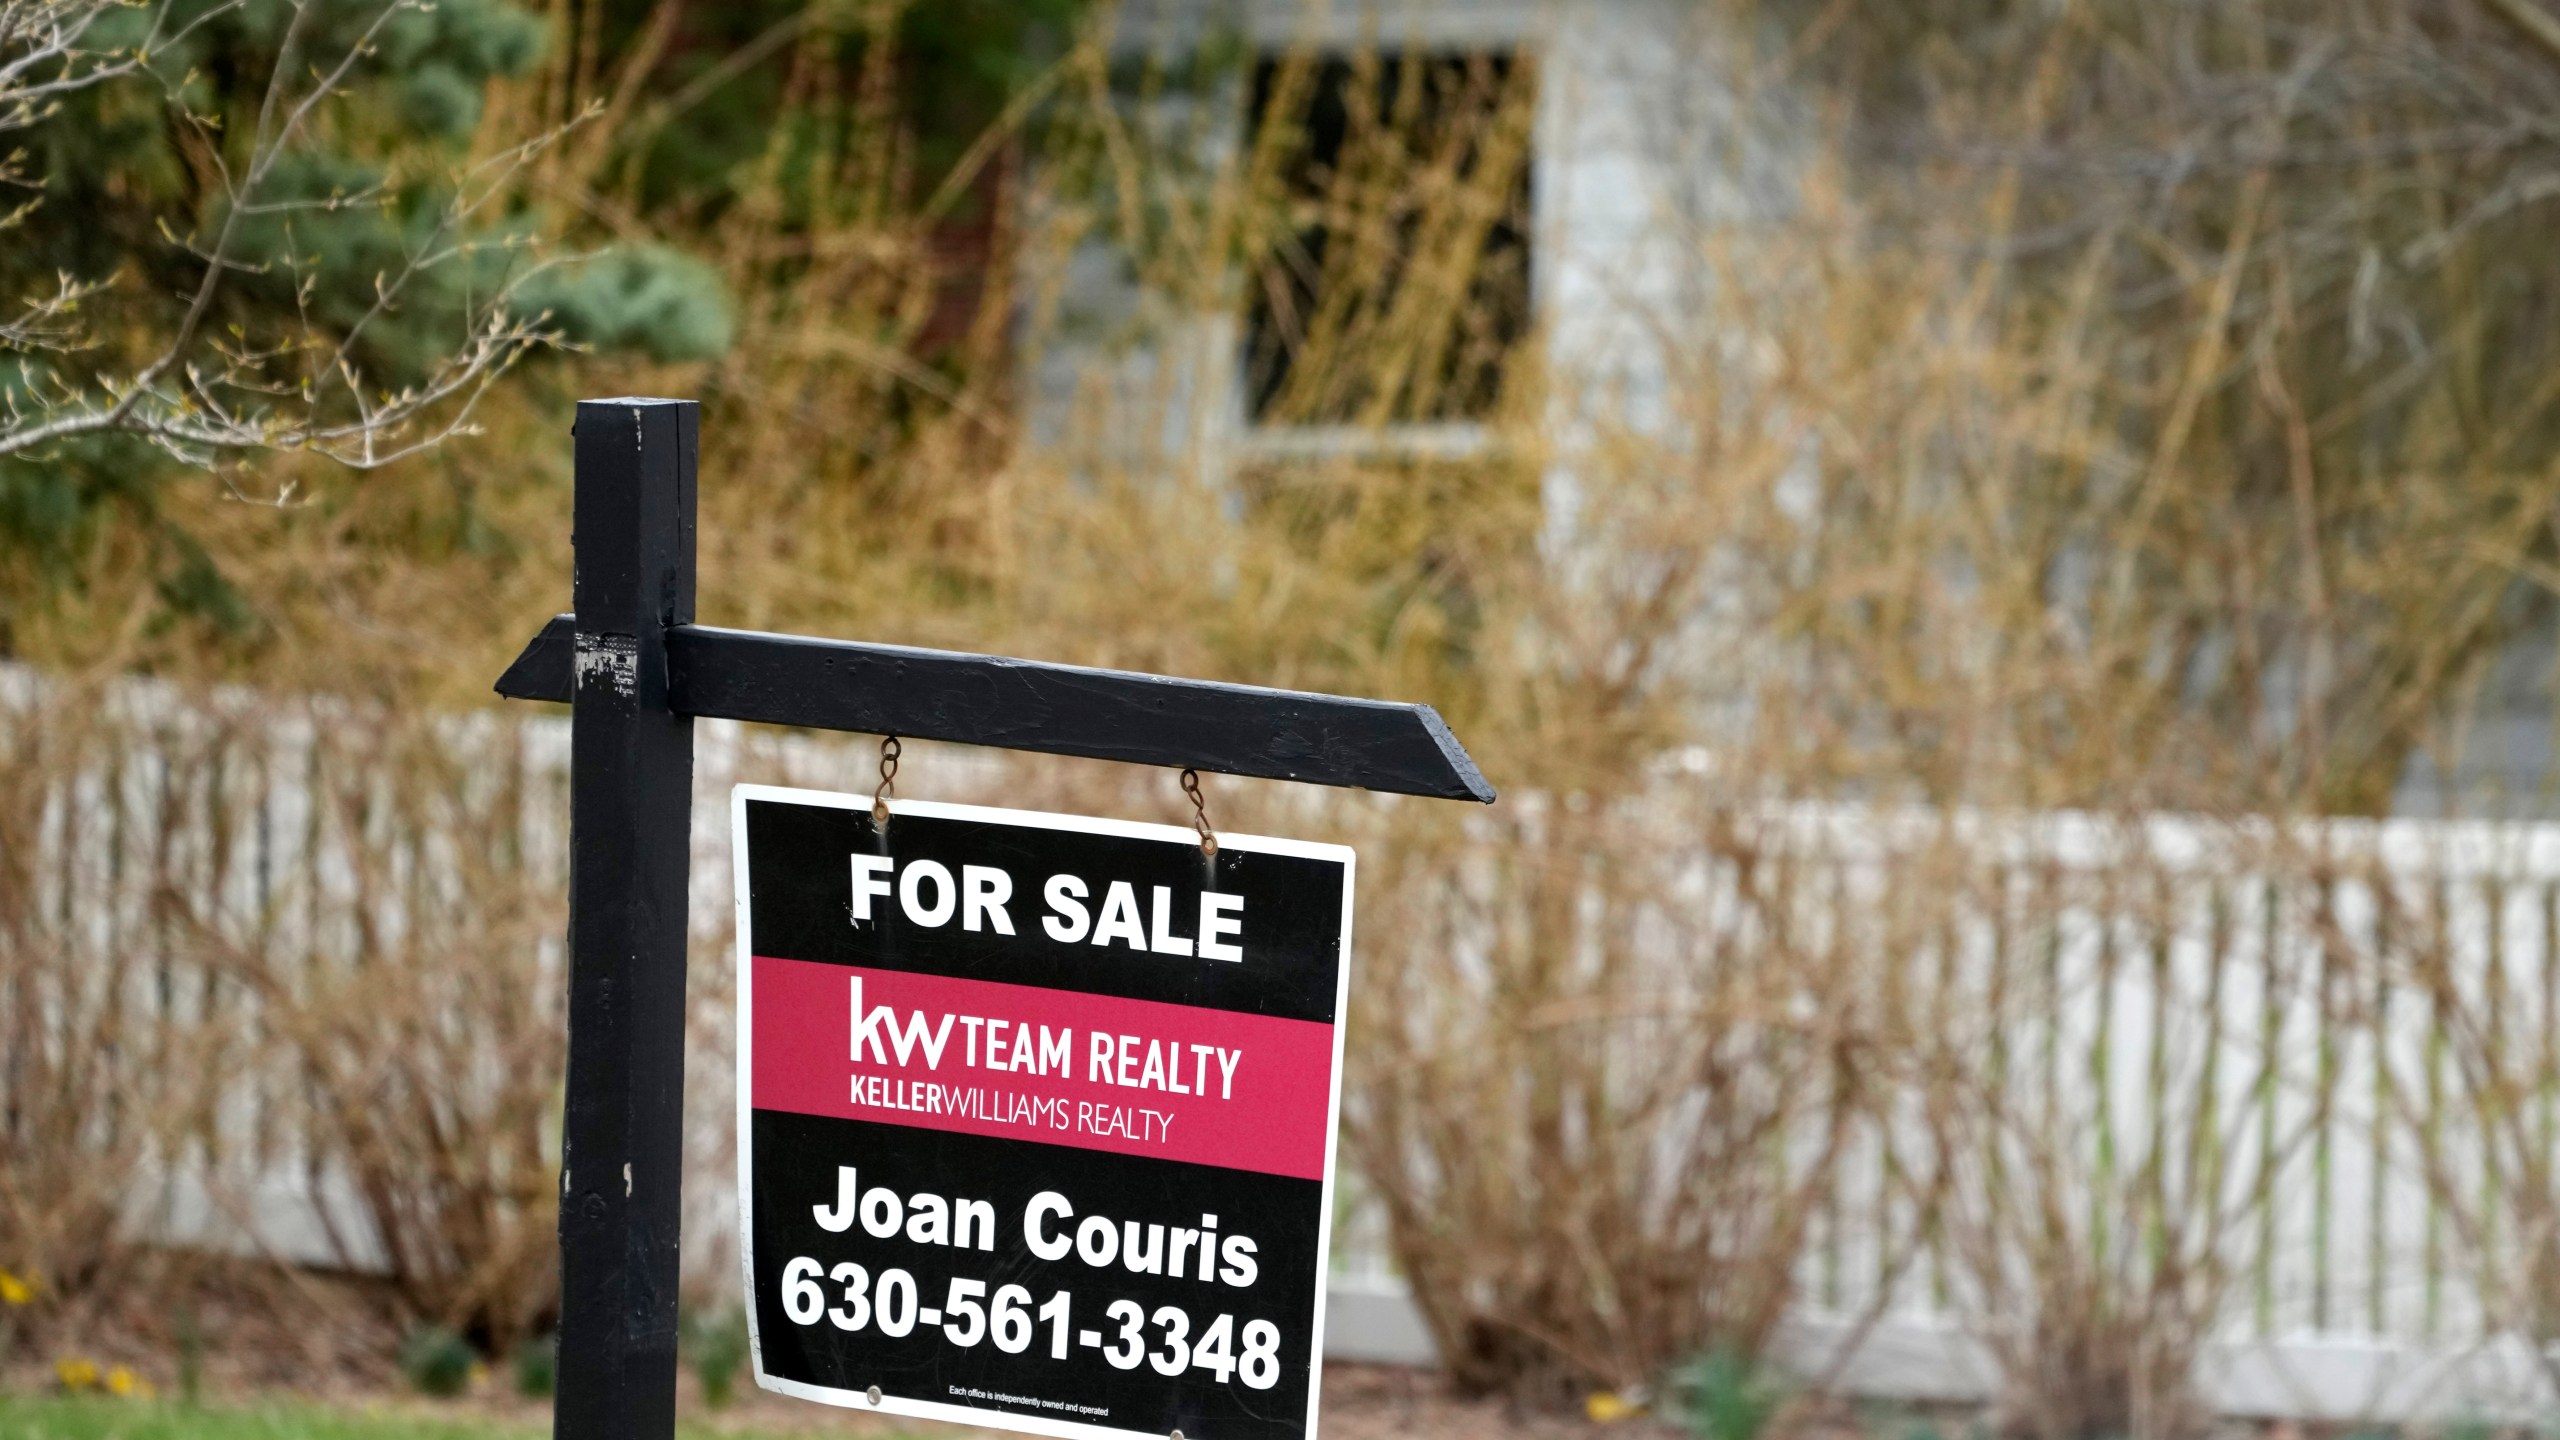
871 735 901 825
1181 767 1217 856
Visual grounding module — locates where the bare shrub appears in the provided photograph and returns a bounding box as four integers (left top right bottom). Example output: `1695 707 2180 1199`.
1911 836 2330 1440
1347 791 1863 1396
0 668 567 1351
236 715 568 1351
0 670 175 1302
2373 855 2560 1401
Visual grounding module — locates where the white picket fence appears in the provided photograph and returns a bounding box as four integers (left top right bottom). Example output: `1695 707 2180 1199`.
9 665 2559 1420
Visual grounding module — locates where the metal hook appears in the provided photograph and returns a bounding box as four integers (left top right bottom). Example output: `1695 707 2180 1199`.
872 735 901 826
1181 768 1217 857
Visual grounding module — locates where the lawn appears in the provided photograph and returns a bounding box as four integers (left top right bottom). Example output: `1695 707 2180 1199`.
0 1396 545 1439
0 1395 923 1440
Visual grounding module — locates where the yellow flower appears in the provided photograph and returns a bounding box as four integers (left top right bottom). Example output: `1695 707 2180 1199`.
55 1356 101 1392
0 1268 34 1305
1586 1390 1645 1423
105 1365 155 1399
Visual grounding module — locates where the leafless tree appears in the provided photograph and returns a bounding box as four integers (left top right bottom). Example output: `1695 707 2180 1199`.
0 0 576 477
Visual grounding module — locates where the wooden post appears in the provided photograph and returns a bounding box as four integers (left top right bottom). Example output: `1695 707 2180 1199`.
555 398 697 1440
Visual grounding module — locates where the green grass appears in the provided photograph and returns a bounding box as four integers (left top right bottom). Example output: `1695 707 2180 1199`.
0 1395 540 1439
0 1395 908 1440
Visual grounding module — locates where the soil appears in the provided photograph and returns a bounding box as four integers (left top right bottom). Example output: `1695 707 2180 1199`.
1315 1364 1690 1440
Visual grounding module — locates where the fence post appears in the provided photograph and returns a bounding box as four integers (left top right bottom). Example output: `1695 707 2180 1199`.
555 398 697 1440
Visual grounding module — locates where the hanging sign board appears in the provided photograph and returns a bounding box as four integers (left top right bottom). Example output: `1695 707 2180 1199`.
733 786 1356 1440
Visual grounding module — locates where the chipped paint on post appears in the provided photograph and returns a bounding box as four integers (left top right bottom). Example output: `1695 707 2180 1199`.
575 632 640 697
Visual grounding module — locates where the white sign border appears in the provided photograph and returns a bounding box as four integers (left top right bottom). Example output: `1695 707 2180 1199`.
731 784 1358 1440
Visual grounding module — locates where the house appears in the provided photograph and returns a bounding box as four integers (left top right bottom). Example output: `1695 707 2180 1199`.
999 2 2560 1413
1023 0 2560 824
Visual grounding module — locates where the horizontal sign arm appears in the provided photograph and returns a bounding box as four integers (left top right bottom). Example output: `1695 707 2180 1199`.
496 614 1495 803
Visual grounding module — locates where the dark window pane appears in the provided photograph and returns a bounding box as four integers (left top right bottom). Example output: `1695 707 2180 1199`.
1243 50 1535 426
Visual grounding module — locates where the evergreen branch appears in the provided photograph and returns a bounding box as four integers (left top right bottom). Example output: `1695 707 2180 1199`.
297 119 583 416
0 0 577 471
91 0 448 436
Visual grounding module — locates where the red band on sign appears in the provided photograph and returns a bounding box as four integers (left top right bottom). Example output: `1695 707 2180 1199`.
749 956 1338 1180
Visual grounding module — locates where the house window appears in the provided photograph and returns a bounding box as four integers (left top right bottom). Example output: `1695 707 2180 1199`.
1241 49 1535 430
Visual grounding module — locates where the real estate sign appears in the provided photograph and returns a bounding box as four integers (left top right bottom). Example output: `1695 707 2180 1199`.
733 786 1356 1440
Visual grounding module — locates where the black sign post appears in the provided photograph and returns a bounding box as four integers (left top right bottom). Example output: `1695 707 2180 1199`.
498 398 1492 1440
